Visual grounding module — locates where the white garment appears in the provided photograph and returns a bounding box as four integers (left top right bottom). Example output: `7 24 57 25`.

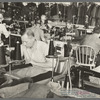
21 41 49 63
21 41 57 71
30 25 45 41
0 24 10 38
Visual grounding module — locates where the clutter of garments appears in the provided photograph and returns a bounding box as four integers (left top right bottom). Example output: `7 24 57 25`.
0 2 100 98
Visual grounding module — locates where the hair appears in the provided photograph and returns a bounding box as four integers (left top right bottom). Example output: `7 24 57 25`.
23 28 35 38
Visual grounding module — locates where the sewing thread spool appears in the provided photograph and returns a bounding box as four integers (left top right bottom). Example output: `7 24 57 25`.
14 41 21 60
48 39 55 56
64 41 72 57
0 46 6 65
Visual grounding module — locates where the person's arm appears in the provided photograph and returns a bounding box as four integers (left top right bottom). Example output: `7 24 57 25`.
30 59 52 68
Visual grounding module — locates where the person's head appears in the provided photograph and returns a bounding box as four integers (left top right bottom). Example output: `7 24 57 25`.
21 28 35 48
0 13 4 23
41 15 47 21
66 20 72 29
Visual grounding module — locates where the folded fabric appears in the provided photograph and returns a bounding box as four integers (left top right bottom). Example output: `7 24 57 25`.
11 66 48 78
89 76 100 85
12 83 52 98
0 82 29 98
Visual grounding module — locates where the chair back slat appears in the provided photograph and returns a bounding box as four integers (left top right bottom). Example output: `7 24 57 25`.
86 47 88 64
89 48 92 64
79 47 81 63
82 46 84 64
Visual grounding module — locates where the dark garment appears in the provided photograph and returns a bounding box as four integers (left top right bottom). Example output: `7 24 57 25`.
95 53 100 67
0 2 4 9
38 3 46 18
87 3 95 25
95 6 100 26
0 71 59 89
4 2 8 11
77 4 87 25
64 44 72 57
21 6 30 20
86 4 94 25
58 4 64 18
50 3 58 17
67 4 78 23
64 6 68 21
90 5 98 26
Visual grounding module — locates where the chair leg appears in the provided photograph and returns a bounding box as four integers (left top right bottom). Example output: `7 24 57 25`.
78 69 84 89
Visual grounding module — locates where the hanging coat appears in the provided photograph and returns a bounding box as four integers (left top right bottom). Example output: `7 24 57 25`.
86 3 95 25
95 6 100 26
50 3 58 17
38 3 46 18
90 4 98 26
67 4 78 23
77 3 87 25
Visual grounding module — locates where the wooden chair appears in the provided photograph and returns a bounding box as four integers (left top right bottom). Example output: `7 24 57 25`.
75 45 96 69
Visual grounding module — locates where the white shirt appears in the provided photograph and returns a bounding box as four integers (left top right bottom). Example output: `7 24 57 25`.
21 41 57 71
30 25 45 41
0 24 10 38
21 41 49 63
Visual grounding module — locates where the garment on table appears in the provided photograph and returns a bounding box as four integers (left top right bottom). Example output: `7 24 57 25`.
0 82 29 98
12 83 52 98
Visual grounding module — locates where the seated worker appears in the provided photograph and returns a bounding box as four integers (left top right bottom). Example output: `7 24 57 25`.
39 15 51 41
61 20 79 41
30 15 51 43
0 13 10 45
21 28 56 70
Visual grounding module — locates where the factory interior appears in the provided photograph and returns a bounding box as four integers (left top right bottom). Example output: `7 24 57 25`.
0 2 100 98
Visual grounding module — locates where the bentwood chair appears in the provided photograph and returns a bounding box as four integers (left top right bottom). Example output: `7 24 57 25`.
75 45 96 69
